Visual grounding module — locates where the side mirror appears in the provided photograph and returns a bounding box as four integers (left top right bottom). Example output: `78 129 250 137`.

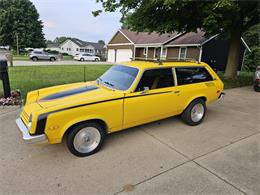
140 86 149 94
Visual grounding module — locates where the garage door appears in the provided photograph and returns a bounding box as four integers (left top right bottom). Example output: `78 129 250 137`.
107 49 133 63
116 49 133 62
107 49 116 62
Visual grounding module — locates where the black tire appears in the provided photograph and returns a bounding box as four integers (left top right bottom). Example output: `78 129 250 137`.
50 57 55 61
181 98 206 126
32 57 38 61
94 58 99 61
80 58 84 62
66 122 105 157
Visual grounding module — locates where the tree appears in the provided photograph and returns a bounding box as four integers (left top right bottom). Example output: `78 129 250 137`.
243 24 260 71
0 0 46 49
53 36 70 44
94 0 259 79
98 40 105 45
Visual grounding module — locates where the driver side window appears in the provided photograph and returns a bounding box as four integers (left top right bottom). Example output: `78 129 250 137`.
135 68 174 92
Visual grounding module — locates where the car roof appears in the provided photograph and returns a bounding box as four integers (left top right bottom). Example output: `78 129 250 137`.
119 60 208 70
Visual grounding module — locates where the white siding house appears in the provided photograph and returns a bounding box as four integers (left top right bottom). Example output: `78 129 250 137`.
60 39 79 56
59 38 106 57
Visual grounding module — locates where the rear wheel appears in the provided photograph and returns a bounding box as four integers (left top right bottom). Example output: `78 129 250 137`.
181 99 206 126
50 57 55 61
80 58 84 62
94 58 99 61
66 122 105 157
32 57 38 61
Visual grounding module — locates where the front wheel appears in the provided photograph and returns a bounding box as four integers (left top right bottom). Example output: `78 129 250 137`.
66 122 105 157
50 57 55 61
181 99 206 126
80 58 84 62
94 58 99 61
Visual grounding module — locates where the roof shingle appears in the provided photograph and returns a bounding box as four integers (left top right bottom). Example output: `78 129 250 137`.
120 29 179 44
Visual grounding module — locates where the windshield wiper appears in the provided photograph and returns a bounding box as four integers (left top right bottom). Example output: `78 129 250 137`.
104 81 114 87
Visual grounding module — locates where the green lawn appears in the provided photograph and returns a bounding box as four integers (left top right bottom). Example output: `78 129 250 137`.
63 55 73 60
0 65 111 99
13 55 30 61
0 65 254 100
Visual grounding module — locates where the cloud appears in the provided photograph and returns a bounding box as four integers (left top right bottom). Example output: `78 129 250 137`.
43 20 57 29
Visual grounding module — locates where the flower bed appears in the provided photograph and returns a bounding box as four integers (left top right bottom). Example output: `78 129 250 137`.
0 90 22 106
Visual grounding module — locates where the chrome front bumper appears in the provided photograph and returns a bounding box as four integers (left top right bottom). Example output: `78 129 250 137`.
16 117 48 144
218 92 225 99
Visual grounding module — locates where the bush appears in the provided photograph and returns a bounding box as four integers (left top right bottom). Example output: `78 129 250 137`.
62 52 69 56
218 72 254 89
243 47 260 71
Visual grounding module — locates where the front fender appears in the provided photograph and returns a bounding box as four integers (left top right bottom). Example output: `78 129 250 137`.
46 114 107 144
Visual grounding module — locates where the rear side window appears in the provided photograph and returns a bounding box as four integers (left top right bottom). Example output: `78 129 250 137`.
175 67 213 85
136 68 174 91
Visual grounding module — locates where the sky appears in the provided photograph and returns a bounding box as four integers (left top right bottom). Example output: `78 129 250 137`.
30 0 122 43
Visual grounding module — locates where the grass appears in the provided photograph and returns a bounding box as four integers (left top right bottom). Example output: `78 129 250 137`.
0 65 254 100
13 55 30 61
63 55 73 60
0 65 111 99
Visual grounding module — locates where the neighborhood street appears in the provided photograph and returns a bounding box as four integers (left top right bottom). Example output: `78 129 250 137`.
13 60 113 66
0 87 259 195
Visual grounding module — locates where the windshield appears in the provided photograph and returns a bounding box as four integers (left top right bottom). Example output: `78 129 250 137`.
98 65 139 90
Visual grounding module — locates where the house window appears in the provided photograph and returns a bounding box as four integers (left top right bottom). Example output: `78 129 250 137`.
85 49 94 53
179 47 187 59
76 48 79 51
61 48 63 50
80 49 84 52
143 48 147 56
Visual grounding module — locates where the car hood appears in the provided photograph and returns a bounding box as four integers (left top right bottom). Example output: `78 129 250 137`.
36 81 124 109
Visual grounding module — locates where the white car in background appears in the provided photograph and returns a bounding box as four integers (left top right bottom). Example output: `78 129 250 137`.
74 53 100 62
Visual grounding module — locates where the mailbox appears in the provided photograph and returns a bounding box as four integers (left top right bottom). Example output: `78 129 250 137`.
0 59 11 98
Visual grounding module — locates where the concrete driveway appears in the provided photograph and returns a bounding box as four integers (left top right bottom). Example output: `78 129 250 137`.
13 60 112 66
0 87 259 195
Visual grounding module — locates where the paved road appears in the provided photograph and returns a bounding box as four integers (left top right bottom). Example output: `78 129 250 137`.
0 87 259 194
13 60 113 66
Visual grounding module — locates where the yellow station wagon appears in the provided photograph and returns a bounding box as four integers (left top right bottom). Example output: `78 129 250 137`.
16 60 224 157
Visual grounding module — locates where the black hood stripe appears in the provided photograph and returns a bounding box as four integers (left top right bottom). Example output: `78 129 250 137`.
40 85 98 101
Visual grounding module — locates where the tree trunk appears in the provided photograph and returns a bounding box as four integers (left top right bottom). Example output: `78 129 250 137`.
224 30 242 79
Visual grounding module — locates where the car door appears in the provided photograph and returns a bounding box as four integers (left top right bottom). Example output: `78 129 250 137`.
43 52 50 60
35 51 44 60
85 54 92 61
123 67 182 129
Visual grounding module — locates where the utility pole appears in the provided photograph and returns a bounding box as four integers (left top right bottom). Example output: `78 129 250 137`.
16 33 19 55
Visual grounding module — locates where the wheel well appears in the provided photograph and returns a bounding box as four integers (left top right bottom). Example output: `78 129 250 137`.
63 119 107 141
196 96 207 102
184 96 207 111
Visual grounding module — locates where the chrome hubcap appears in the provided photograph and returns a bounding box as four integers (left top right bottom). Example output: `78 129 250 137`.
73 127 101 153
191 103 204 122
